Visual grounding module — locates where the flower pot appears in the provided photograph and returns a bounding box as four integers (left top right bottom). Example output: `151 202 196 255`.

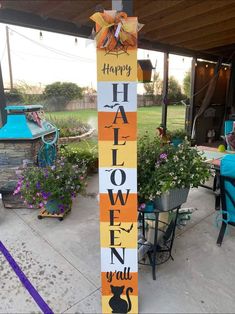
172 138 183 147
155 188 189 211
145 201 155 213
45 199 71 214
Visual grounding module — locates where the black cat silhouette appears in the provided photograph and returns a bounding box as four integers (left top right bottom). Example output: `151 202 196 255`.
109 285 133 313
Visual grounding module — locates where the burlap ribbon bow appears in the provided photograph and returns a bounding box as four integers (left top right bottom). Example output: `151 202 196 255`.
90 10 140 52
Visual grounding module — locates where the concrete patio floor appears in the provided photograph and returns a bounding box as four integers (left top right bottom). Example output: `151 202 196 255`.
1 174 235 313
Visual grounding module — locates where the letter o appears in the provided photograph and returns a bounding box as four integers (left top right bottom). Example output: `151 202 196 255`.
110 169 126 186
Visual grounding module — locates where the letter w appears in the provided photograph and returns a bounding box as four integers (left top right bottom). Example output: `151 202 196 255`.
107 189 130 205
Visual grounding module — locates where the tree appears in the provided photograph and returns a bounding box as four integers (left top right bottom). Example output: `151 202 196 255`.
43 82 83 111
183 70 191 98
168 76 183 103
144 72 162 96
44 82 83 102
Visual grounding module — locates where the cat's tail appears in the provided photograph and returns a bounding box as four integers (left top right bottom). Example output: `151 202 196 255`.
126 287 133 313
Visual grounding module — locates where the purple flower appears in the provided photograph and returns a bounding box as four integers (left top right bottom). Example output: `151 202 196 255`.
160 153 167 159
36 182 41 189
140 203 146 210
58 204 65 213
42 191 51 200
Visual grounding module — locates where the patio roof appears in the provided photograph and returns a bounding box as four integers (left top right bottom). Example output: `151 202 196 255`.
0 0 235 62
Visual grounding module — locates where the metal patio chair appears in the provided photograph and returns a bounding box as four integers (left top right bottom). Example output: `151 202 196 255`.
217 154 235 246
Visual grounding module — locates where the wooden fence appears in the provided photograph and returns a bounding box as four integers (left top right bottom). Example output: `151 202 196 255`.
66 94 163 110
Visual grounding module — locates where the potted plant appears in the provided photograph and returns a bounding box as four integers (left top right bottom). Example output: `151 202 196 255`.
13 157 87 219
169 129 187 147
137 134 211 211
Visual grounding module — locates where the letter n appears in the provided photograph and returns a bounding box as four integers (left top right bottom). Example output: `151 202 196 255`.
110 248 125 264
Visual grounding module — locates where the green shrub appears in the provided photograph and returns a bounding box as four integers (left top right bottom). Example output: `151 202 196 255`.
5 88 23 104
43 82 83 111
5 83 44 105
168 128 187 140
60 143 98 174
47 116 91 137
168 76 184 103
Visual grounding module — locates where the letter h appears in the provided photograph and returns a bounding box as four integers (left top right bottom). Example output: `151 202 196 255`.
112 83 129 102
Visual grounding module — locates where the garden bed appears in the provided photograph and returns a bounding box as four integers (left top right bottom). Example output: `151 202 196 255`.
59 128 95 144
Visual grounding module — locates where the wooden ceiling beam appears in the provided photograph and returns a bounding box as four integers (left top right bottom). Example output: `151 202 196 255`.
206 43 235 53
143 0 229 34
185 28 235 49
134 0 154 11
193 36 235 51
140 0 201 27
164 18 235 45
138 38 225 63
70 0 111 24
134 0 182 20
38 1 69 18
204 43 235 58
1 0 53 14
0 8 91 37
145 4 235 41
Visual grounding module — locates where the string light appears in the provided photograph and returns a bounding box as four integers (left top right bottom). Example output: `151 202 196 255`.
224 67 227 71
39 31 43 40
195 62 197 66
206 64 208 68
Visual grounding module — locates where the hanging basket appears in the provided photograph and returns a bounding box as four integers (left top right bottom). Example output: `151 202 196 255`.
155 188 189 211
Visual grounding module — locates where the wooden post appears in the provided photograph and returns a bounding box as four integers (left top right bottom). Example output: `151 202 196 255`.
227 59 235 114
112 0 123 10
187 57 196 136
161 52 169 131
0 62 6 127
6 26 13 91
112 0 133 15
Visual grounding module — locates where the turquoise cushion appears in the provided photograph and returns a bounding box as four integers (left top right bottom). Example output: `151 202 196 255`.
224 120 234 136
221 155 235 222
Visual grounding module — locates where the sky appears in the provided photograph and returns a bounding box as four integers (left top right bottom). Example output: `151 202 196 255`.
0 23 192 94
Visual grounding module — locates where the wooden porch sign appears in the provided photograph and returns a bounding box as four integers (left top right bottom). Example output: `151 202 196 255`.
90 10 138 313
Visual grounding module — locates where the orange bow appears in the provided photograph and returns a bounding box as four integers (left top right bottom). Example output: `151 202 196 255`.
90 10 138 52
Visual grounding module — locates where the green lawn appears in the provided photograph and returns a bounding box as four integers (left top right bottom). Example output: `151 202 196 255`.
138 105 185 136
47 105 185 148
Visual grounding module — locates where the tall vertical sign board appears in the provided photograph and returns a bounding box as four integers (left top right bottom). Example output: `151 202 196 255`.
91 10 138 313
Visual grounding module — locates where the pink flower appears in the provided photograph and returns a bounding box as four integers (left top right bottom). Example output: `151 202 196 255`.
140 203 146 210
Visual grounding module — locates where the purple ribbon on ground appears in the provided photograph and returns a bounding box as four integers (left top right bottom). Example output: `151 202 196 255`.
0 241 53 314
